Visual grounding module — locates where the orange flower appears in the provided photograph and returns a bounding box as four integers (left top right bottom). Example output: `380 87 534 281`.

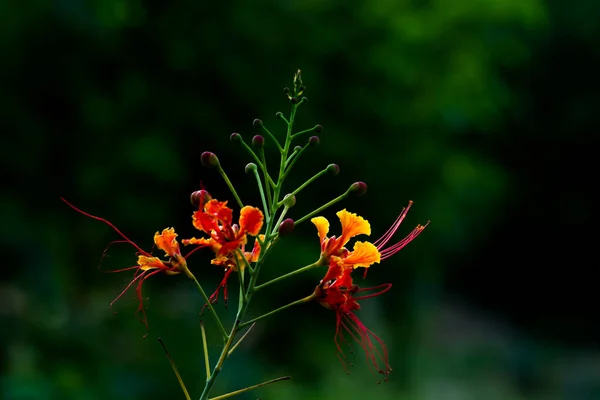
61 198 187 329
183 196 264 306
315 268 392 379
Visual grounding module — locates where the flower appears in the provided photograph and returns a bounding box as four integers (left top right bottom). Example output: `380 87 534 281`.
183 197 264 305
315 267 393 379
110 228 187 328
311 210 381 286
61 196 187 329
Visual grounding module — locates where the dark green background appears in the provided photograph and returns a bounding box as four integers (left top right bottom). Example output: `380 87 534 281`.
2 1 598 399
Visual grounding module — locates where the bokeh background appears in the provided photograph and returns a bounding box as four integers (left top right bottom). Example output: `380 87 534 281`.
2 1 598 399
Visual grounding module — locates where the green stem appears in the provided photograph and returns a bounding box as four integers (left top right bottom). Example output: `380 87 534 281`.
295 190 350 226
227 322 255 357
259 147 274 204
209 376 290 400
158 338 192 400
277 166 329 207
239 293 315 329
200 321 211 381
187 272 228 339
254 260 322 292
291 125 318 139
282 144 308 179
216 165 243 209
260 125 283 152
270 205 289 236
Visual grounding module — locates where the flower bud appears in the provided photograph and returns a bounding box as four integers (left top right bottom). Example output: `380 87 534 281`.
253 119 263 128
309 136 320 146
327 164 339 176
290 97 299 104
293 145 302 153
314 124 323 133
278 218 295 236
282 194 296 208
348 181 367 196
245 163 258 174
201 152 220 168
301 96 308 103
275 111 284 119
252 135 264 148
283 87 290 95
190 189 212 209
230 132 242 142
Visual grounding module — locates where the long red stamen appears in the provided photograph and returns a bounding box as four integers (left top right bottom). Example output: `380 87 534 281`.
61 198 149 256
373 201 413 249
379 222 428 260
341 312 391 376
353 283 392 301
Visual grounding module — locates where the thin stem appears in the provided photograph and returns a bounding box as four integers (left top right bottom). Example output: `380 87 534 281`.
227 323 255 357
270 205 289 236
259 147 274 206
277 166 329 207
209 376 290 400
295 190 350 226
254 260 322 292
187 271 228 339
239 293 315 329
251 162 270 223
216 165 243 208
240 140 276 188
260 125 283 152
158 338 192 400
200 321 211 381
291 125 318 139
282 144 308 179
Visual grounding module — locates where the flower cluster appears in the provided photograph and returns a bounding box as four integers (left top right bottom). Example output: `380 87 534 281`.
64 70 428 399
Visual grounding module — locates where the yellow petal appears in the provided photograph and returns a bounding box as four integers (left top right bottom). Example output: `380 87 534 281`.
311 216 330 243
343 241 380 269
337 209 371 246
137 255 166 271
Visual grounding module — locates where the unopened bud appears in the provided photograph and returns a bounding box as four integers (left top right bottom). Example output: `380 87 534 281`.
301 96 308 103
275 111 284 119
253 119 263 128
294 145 302 153
283 87 290 95
201 152 220 168
348 181 367 196
278 218 295 236
252 135 264 148
290 97 298 105
283 194 296 208
245 163 258 174
230 132 242 142
327 164 339 176
309 136 320 146
190 189 212 209
314 124 323 133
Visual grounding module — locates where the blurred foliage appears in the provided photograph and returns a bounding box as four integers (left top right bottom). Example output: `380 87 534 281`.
1 0 598 399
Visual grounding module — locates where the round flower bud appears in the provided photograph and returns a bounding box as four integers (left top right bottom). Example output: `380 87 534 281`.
348 181 368 196
245 163 258 174
327 164 339 176
190 189 212 209
201 152 220 168
253 119 263 128
283 194 296 208
252 135 264 148
293 145 302 153
275 112 284 119
308 136 320 146
314 124 323 133
278 218 295 236
230 132 242 142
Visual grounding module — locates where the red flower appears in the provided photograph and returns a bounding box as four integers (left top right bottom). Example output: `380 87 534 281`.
62 198 188 329
315 267 392 379
183 196 264 306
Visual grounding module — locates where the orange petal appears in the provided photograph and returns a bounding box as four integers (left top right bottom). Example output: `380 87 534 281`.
239 206 264 236
205 199 233 226
343 241 380 269
311 216 330 243
182 237 221 253
154 228 179 257
337 210 371 247
137 255 166 271
247 234 265 262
